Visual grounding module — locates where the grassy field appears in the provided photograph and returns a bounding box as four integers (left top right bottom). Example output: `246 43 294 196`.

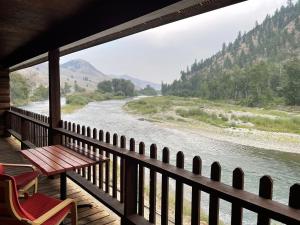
124 96 300 135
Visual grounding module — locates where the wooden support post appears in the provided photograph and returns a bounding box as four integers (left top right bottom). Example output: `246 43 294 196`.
122 141 138 225
48 49 61 145
0 69 10 137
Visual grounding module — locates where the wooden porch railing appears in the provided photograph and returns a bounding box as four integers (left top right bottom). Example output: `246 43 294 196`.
4 107 300 225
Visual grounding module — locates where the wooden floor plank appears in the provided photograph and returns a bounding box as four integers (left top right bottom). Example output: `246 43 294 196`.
0 137 119 225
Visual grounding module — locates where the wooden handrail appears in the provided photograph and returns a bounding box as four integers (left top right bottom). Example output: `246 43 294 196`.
6 109 300 224
53 129 300 223
8 110 49 128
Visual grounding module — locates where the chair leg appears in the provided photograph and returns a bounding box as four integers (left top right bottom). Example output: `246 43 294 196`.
71 202 78 225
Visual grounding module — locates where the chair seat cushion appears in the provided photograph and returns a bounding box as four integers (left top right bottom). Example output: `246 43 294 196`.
21 193 71 225
14 171 39 189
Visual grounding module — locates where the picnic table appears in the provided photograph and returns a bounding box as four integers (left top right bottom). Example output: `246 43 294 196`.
20 144 109 202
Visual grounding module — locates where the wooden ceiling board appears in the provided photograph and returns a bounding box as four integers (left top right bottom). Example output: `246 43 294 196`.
0 0 245 69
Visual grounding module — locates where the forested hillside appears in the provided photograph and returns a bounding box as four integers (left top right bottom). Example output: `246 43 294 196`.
162 1 300 106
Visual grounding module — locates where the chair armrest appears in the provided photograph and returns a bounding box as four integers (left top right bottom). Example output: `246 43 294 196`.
32 198 76 225
2 163 36 171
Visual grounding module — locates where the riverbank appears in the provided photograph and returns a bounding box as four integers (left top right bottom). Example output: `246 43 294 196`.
22 97 300 225
124 96 300 153
62 91 126 113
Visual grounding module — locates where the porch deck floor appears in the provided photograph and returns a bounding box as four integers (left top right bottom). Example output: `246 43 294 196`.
0 137 120 225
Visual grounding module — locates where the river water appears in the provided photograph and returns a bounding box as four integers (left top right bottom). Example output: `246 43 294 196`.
22 98 300 224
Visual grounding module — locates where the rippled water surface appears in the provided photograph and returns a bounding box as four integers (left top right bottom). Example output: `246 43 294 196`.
23 99 300 224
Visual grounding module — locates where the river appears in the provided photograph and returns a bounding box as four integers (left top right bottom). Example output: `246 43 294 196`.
22 98 300 224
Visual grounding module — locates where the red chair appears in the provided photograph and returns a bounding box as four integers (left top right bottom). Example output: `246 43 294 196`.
0 163 39 196
0 174 77 225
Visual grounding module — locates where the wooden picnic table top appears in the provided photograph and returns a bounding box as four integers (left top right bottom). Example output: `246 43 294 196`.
20 145 108 176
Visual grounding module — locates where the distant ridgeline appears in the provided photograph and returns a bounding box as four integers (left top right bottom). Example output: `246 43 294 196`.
162 2 300 106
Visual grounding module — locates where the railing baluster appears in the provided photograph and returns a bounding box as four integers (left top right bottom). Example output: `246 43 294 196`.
63 121 68 145
120 135 126 203
161 147 169 225
289 183 300 208
28 112 31 143
192 156 202 225
112 133 118 198
87 126 92 181
98 130 104 189
72 123 76 144
33 113 35 144
138 142 145 216
59 119 63 145
20 117 27 150
130 138 135 152
149 144 157 224
231 168 244 225
76 124 81 175
43 115 47 146
32 113 35 144
30 113 35 144
175 151 184 225
288 184 300 225
40 114 43 147
47 116 49 145
42 116 45 146
105 132 110 194
68 122 72 144
92 128 97 185
81 125 86 178
27 112 31 143
209 162 221 225
40 114 43 146
37 114 40 147
34 114 39 146
257 176 273 225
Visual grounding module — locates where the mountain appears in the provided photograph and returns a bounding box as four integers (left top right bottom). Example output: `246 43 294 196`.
17 59 161 92
59 59 111 90
184 2 300 77
162 2 300 106
119 75 161 90
61 59 107 78
18 59 110 91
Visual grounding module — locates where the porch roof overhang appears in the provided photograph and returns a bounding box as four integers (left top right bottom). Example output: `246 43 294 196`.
0 0 245 72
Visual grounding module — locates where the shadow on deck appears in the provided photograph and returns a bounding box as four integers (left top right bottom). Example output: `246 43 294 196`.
0 136 120 225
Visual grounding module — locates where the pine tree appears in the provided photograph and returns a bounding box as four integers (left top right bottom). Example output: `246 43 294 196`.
287 0 293 8
222 43 226 55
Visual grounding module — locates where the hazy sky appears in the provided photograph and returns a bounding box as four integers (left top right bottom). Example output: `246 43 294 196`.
61 0 290 84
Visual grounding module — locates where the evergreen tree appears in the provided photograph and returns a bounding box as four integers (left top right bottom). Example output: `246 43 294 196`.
161 2 300 106
283 58 300 105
